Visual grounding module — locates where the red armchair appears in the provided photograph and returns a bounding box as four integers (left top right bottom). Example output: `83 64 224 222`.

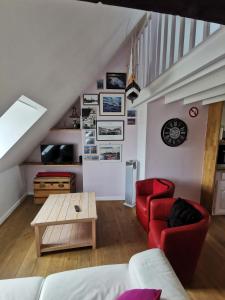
148 198 210 284
136 178 175 232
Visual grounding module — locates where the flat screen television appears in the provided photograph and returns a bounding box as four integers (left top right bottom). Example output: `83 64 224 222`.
40 144 74 164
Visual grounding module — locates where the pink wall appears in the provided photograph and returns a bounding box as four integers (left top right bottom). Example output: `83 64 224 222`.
146 98 208 200
82 42 137 199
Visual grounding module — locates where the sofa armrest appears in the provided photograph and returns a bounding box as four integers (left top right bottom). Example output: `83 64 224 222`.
150 198 176 220
128 249 189 300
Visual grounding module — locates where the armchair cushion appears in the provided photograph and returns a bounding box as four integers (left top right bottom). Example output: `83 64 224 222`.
167 198 202 228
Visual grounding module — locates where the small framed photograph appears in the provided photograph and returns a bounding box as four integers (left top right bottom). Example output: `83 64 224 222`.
82 108 96 129
84 155 99 160
106 72 127 89
99 144 122 162
97 79 104 89
127 118 136 125
90 155 99 160
84 145 97 154
96 120 124 141
99 93 125 116
85 137 95 145
84 129 95 138
84 146 90 154
127 109 136 118
83 94 99 106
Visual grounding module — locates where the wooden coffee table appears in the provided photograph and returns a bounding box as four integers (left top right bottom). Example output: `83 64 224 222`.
31 192 97 256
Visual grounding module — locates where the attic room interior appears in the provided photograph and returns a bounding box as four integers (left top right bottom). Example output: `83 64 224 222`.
1 0 225 299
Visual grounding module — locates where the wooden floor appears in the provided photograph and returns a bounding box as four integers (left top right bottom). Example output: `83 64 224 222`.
0 197 225 299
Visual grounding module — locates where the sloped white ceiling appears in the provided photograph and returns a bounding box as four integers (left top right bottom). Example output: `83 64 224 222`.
0 0 144 172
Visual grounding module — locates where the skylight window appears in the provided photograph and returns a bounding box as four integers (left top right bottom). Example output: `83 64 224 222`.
0 95 47 159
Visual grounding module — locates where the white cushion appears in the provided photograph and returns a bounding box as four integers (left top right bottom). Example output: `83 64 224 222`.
0 277 44 300
129 249 189 300
39 264 131 300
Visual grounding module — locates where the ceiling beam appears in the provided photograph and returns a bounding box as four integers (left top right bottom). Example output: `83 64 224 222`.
79 0 225 25
202 95 225 105
183 85 225 105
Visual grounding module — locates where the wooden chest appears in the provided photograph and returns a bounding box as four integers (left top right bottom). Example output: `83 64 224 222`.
33 175 76 204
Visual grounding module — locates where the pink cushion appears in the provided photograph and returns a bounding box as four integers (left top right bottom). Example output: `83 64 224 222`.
36 172 74 177
117 289 162 300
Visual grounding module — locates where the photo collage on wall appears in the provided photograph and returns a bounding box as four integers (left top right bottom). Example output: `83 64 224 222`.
81 72 136 161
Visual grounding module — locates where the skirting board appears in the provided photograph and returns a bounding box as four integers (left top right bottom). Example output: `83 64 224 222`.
0 193 27 225
96 196 125 201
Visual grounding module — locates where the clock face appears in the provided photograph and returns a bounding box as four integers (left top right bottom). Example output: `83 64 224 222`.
161 118 188 147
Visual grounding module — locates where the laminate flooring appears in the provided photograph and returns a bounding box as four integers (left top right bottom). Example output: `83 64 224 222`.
0 197 225 300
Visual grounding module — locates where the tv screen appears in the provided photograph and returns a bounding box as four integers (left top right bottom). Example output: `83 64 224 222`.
40 144 74 164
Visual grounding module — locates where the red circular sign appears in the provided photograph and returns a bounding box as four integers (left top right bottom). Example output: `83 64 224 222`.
189 107 199 118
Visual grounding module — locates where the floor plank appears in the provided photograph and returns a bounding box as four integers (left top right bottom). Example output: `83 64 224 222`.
0 197 225 299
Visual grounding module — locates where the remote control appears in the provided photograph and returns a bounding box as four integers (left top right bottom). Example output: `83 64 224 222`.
74 205 81 212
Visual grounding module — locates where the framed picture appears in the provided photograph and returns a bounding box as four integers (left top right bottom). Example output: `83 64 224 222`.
97 79 104 89
127 109 136 118
84 129 95 138
99 93 125 116
96 120 124 141
82 108 96 129
84 145 97 154
84 155 99 160
85 137 95 145
127 118 136 125
99 144 122 162
106 72 127 89
83 94 99 106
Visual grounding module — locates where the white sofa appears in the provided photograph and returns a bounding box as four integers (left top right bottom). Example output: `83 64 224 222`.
0 249 189 300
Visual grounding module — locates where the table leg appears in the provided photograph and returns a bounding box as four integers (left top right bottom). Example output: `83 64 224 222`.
34 226 41 257
92 220 96 249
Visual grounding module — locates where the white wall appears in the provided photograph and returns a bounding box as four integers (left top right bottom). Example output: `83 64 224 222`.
145 98 208 200
0 166 26 224
82 43 137 200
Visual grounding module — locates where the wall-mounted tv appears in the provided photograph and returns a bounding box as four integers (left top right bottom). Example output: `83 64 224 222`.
40 144 74 164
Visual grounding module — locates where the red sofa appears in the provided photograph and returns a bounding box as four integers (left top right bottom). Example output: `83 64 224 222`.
148 198 210 284
136 178 175 232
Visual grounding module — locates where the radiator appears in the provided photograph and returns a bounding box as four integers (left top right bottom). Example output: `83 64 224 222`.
124 160 138 208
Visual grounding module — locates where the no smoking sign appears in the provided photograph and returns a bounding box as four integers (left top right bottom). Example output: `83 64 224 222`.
189 107 199 118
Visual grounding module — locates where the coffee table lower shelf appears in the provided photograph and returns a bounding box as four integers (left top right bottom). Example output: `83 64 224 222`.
35 221 96 256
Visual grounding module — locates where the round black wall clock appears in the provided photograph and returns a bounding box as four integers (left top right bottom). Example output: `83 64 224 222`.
161 118 188 147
